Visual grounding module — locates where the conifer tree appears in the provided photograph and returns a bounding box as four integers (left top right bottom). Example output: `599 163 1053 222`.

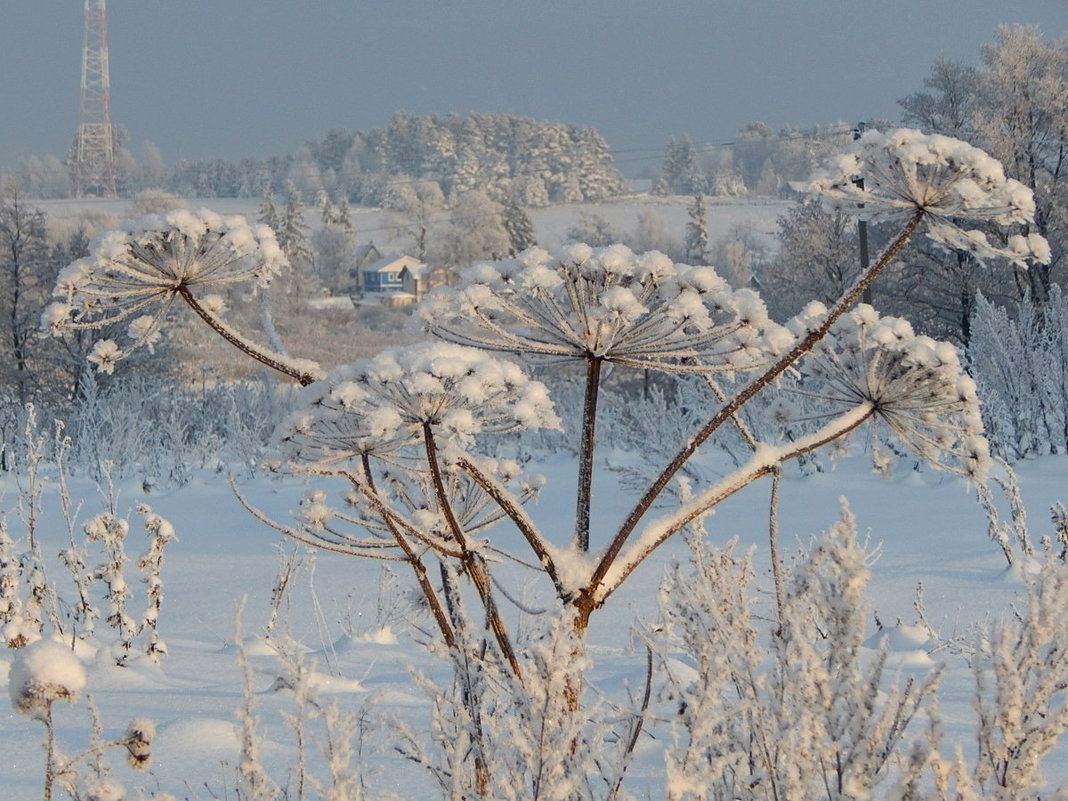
335 198 354 233
684 193 710 263
279 185 314 280
502 194 537 256
258 187 280 231
663 134 704 195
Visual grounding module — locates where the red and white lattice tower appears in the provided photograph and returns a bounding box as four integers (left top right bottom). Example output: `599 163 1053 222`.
71 0 116 196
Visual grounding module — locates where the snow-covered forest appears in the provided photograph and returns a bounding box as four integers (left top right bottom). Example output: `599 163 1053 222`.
2 22 1068 801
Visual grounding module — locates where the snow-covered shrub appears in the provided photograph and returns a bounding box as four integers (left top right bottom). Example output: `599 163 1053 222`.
43 372 296 485
658 506 939 801
968 286 1068 459
971 547 1068 800
1 408 178 662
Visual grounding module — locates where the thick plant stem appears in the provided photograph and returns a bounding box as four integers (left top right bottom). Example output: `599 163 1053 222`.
575 355 603 551
44 701 56 801
457 456 565 597
769 467 784 626
574 208 925 625
360 453 456 651
423 424 522 680
439 565 491 796
178 285 320 386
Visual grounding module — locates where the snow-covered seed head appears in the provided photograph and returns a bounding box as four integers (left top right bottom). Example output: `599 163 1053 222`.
8 639 86 720
420 244 790 374
122 718 155 768
810 128 1049 268
800 305 991 480
277 342 561 464
43 208 288 370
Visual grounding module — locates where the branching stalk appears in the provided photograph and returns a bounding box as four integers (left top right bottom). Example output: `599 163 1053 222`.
423 424 522 679
578 209 924 620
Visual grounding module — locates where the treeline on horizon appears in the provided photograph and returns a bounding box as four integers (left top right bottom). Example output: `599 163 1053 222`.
10 109 859 206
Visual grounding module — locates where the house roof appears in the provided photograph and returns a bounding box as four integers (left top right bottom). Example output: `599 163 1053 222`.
354 241 381 265
365 254 427 274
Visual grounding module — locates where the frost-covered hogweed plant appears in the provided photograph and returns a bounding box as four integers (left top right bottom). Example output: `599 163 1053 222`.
44 130 1059 797
420 242 792 551
263 341 559 671
43 207 323 385
419 242 790 372
811 127 1051 268
278 342 560 465
790 302 991 479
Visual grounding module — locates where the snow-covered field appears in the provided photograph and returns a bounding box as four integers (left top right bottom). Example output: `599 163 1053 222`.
36 194 791 257
7 189 1067 799
2 445 1066 799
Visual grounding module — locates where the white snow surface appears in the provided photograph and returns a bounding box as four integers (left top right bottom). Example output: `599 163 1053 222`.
1 450 1067 799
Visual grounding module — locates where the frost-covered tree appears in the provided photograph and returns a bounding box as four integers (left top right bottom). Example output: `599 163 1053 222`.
968 286 1068 458
278 185 314 280
431 190 510 270
661 134 704 195
684 193 710 263
975 25 1068 299
502 194 537 256
627 208 680 258
0 188 53 401
564 212 623 247
312 199 357 294
14 154 72 199
899 57 981 135
709 222 766 289
899 26 1067 301
762 197 858 317
386 179 446 260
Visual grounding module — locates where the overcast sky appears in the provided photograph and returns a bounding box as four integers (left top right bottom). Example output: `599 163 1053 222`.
2 1 1066 173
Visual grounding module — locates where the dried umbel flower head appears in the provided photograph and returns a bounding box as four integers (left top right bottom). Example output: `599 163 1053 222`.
277 342 561 465
797 304 990 480
8 639 87 720
419 244 793 374
122 717 155 768
811 128 1049 268
43 208 288 370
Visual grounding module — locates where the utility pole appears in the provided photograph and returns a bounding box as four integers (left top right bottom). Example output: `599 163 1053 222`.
852 122 872 305
71 0 117 197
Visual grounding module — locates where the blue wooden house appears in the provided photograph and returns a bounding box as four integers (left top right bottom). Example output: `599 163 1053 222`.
361 254 427 293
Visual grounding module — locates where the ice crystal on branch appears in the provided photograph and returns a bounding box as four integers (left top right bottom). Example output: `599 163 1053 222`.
420 243 791 373
797 304 991 479
810 128 1049 267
